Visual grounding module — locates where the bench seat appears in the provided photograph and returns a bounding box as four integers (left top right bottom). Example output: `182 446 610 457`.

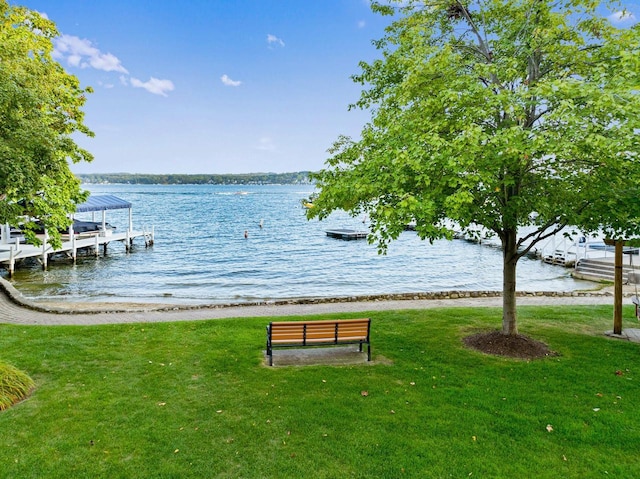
266 318 371 366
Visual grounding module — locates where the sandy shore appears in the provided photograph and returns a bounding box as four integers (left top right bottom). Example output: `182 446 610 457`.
30 283 629 312
1 275 637 326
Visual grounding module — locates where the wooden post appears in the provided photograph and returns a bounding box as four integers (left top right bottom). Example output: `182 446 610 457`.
41 232 48 270
614 239 623 335
9 245 15 277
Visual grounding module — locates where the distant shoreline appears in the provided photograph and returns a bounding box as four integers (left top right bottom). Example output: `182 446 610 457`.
76 172 314 186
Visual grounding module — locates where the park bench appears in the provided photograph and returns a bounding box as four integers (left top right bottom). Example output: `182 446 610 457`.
266 318 371 366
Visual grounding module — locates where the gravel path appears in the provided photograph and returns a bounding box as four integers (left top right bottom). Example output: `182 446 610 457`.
0 277 624 326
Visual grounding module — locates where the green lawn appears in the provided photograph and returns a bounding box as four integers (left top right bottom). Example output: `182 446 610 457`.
0 305 638 478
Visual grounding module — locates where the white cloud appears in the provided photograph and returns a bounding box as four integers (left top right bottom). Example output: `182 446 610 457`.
256 137 276 151
53 34 128 73
357 20 366 29
130 77 175 97
267 34 285 47
52 33 176 97
609 10 636 24
221 74 242 87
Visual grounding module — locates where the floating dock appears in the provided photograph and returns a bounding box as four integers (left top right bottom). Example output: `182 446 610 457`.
0 195 153 276
325 229 368 240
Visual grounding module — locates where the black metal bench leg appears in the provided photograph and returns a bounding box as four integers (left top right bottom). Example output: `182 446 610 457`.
367 343 371 361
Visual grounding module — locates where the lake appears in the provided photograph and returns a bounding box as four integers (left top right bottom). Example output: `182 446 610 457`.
3 184 594 304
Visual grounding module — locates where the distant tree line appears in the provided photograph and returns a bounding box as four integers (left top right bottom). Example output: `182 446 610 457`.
77 172 314 185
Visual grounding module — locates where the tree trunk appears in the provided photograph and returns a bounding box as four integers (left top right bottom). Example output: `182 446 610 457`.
502 229 518 336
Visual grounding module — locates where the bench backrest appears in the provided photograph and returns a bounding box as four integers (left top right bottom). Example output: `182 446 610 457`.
269 318 370 345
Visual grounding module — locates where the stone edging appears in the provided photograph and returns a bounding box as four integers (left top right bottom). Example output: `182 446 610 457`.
0 276 627 316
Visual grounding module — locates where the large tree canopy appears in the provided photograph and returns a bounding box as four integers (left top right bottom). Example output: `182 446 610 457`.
0 0 93 248
308 0 640 335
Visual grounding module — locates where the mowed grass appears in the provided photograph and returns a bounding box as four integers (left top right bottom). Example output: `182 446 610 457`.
0 305 639 478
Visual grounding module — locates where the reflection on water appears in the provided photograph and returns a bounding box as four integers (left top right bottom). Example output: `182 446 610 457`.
4 184 595 304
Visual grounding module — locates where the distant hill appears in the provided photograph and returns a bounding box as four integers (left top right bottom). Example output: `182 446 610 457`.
77 172 314 185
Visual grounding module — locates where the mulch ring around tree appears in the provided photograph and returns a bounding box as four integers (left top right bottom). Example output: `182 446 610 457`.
463 331 558 360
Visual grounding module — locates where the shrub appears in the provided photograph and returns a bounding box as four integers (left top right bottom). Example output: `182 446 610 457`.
0 362 35 411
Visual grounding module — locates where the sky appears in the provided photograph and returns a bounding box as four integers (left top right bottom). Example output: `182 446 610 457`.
14 1 640 175
15 0 390 175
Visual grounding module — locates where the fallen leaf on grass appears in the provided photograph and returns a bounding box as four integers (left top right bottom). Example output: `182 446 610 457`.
158 402 166 406
361 391 369 397
546 424 553 432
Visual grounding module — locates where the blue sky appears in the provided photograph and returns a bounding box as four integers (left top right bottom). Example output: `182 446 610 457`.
15 1 640 175
16 0 389 175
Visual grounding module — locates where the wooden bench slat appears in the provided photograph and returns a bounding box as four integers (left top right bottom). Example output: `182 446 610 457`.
266 318 371 366
270 318 369 325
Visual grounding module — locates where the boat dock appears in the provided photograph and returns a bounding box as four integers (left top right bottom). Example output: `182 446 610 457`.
0 195 153 276
325 229 368 240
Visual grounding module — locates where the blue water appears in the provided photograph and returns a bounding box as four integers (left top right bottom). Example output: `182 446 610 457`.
4 184 594 304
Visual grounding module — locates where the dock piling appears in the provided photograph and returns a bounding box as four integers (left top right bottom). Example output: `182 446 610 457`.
41 241 48 270
9 245 15 277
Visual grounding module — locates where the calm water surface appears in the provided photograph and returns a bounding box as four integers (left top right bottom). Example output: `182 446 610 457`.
4 184 594 304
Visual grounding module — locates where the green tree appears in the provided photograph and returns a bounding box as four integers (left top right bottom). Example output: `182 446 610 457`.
0 0 93 248
308 0 640 335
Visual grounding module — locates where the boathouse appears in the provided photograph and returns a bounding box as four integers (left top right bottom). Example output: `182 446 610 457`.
0 194 153 276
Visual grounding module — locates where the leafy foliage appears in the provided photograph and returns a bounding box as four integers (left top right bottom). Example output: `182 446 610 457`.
0 1 93 248
309 0 640 334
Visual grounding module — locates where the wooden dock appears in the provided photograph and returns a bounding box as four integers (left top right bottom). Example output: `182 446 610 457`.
325 229 368 240
0 229 153 276
0 194 153 276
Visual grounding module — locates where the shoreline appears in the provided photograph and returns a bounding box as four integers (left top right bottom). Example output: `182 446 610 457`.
0 280 633 326
0 275 632 315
